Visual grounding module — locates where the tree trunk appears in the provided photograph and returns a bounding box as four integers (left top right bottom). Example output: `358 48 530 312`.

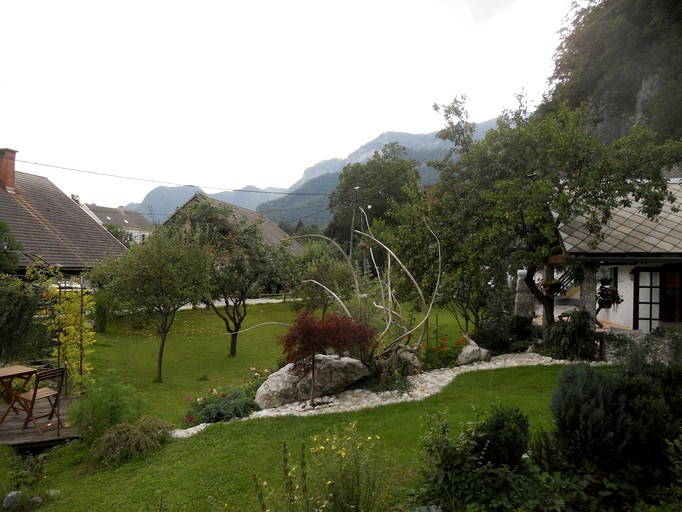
309 353 316 407
229 332 239 357
523 266 555 329
156 314 169 383
157 333 166 383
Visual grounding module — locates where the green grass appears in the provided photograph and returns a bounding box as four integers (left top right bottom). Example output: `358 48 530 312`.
88 303 295 425
38 364 561 511
6 303 564 511
88 302 465 426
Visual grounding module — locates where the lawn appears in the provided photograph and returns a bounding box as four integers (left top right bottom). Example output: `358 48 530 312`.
9 303 565 511
86 302 465 426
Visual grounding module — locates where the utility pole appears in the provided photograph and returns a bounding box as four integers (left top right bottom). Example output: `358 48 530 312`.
349 186 359 259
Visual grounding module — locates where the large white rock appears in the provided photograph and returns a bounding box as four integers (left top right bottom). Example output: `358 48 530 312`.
255 354 370 409
456 338 491 366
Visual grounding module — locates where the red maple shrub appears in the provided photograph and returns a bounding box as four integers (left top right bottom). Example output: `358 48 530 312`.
279 309 377 405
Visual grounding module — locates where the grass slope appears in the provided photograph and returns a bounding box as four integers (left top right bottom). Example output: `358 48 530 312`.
18 303 561 511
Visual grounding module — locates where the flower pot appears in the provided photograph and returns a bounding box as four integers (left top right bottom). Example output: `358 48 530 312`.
598 300 613 309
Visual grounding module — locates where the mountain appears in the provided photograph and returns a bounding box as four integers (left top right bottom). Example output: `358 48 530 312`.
257 120 497 227
125 184 287 223
126 120 497 225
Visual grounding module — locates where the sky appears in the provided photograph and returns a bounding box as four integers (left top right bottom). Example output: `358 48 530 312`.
1 0 573 207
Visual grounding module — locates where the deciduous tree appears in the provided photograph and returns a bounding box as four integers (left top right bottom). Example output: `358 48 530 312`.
325 142 419 257
90 231 210 382
430 97 681 327
166 195 297 356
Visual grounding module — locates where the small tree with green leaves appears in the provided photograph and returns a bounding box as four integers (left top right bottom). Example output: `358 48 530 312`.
292 241 354 318
165 195 297 356
89 230 210 382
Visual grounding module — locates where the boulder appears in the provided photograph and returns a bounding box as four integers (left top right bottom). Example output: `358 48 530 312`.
457 338 491 366
255 354 370 409
391 345 422 375
3 491 21 511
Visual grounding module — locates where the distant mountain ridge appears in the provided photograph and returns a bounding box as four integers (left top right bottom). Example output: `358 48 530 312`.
126 120 496 224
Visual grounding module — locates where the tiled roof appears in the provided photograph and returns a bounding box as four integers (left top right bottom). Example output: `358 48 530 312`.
169 194 304 255
560 181 682 256
84 204 154 231
0 171 127 272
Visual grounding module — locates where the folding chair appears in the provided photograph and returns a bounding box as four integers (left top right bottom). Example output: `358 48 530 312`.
16 367 66 434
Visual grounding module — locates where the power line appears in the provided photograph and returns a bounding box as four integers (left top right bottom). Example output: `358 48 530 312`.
16 159 331 197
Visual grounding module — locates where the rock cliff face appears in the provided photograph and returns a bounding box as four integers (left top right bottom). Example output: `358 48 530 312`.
595 74 661 143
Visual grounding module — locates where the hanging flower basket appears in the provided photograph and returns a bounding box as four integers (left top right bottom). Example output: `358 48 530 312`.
596 285 623 308
598 299 613 309
599 278 612 286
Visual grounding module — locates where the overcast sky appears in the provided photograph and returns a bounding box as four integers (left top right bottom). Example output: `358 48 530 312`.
1 0 572 207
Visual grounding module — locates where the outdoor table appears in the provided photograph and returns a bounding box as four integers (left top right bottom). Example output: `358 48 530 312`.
0 365 37 426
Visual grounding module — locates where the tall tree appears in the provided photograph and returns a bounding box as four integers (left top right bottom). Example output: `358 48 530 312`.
406 97 681 328
325 142 419 256
166 195 296 356
89 231 210 382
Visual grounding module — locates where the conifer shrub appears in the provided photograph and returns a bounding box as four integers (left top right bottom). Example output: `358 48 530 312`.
549 364 630 470
470 327 511 355
412 408 563 511
184 387 257 426
531 363 682 509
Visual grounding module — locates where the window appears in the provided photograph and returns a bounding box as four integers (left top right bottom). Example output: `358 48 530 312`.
635 270 660 332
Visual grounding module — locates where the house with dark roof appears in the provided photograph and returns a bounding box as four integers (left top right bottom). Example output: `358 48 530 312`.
552 180 682 332
168 193 304 255
83 203 154 243
0 148 127 275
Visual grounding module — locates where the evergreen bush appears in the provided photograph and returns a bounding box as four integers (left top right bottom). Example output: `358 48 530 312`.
470 327 510 355
412 409 562 511
184 387 257 426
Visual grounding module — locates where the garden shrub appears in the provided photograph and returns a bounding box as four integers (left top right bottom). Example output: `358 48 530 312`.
0 282 50 363
543 308 598 360
412 409 563 511
68 370 143 445
475 403 530 470
135 415 174 444
184 387 257 426
91 415 173 466
470 327 511 355
509 314 537 342
549 364 630 470
531 363 682 509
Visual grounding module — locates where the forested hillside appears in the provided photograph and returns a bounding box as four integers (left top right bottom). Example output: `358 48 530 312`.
541 0 682 142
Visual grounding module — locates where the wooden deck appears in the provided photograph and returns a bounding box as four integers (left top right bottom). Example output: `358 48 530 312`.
0 396 79 449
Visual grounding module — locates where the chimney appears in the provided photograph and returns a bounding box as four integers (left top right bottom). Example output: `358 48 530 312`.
0 148 17 191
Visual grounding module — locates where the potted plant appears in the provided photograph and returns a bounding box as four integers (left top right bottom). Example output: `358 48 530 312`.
596 285 623 309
